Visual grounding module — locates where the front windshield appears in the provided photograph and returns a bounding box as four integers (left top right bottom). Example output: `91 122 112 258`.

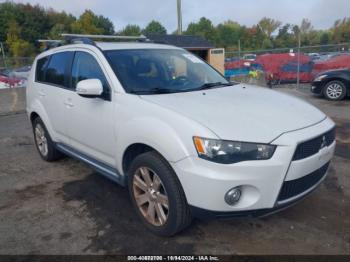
104 49 230 94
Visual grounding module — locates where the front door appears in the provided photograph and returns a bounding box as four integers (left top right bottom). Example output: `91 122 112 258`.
66 51 117 167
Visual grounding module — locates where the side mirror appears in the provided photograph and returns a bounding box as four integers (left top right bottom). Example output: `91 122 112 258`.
76 79 103 98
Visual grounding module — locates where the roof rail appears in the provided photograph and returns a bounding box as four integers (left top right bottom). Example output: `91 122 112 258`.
37 34 150 51
38 39 63 43
38 39 64 50
61 33 148 41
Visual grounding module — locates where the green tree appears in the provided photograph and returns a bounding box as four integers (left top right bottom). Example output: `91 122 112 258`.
298 18 315 45
262 38 273 49
95 15 114 35
274 24 296 48
216 20 241 48
184 17 217 44
119 24 142 36
143 20 167 35
6 20 34 57
71 10 113 35
239 26 265 50
0 2 51 45
332 18 350 43
0 2 17 42
48 24 66 39
258 17 281 38
320 31 331 45
300 18 313 34
47 9 76 38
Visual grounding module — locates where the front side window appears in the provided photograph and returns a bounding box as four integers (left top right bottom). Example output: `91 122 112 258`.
45 52 73 88
104 49 231 95
71 51 110 99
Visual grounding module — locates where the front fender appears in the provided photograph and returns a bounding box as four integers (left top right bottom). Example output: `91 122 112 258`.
115 115 216 174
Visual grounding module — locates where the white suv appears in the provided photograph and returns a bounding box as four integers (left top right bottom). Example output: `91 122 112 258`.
26 38 336 236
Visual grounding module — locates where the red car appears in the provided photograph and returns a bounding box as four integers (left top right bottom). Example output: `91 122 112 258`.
0 74 23 88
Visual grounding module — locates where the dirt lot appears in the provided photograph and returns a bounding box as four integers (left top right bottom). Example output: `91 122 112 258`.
0 85 349 255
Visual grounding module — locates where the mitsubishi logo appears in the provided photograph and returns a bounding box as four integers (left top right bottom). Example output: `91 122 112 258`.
320 136 327 149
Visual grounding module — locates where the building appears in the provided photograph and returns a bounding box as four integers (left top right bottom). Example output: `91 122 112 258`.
146 34 225 74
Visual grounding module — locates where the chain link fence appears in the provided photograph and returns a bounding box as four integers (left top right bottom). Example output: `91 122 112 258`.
224 43 350 88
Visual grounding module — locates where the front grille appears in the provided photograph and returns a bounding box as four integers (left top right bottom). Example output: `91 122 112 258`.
292 128 335 161
277 162 330 202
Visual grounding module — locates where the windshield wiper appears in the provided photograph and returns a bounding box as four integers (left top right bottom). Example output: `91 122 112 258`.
128 87 179 95
197 82 232 90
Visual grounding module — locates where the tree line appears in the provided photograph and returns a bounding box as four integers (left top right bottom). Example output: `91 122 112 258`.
1 1 350 57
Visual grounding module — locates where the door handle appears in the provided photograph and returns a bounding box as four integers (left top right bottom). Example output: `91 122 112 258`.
38 90 45 97
64 99 74 108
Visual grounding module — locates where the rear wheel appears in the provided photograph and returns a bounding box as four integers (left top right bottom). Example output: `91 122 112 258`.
32 117 63 161
323 80 347 101
127 151 192 236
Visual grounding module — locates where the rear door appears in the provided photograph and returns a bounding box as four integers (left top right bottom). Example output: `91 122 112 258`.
36 51 74 144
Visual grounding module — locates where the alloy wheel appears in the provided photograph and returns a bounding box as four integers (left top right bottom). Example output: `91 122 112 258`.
132 167 169 226
326 83 343 99
35 124 48 156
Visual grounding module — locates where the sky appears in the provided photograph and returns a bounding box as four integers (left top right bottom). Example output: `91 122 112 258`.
8 0 350 32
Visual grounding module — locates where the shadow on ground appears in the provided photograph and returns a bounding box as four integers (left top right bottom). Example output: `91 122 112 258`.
60 174 202 254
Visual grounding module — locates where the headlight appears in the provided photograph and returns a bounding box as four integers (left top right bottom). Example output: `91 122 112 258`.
314 74 327 82
193 137 276 164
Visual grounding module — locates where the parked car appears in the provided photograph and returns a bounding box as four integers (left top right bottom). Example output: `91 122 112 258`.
242 53 256 61
308 53 321 61
311 69 350 100
0 73 24 88
27 36 336 236
9 65 31 79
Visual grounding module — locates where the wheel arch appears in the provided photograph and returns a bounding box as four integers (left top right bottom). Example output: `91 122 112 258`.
323 77 348 88
122 143 158 175
27 101 57 141
30 111 40 123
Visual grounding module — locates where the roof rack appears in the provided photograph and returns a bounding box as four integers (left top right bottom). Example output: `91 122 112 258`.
61 33 148 41
38 34 150 51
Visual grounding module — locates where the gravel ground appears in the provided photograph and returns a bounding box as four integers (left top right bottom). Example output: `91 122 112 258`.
0 85 349 255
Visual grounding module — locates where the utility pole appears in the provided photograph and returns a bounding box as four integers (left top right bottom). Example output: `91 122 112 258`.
177 0 182 35
296 32 301 88
238 39 241 60
238 39 241 75
0 42 7 69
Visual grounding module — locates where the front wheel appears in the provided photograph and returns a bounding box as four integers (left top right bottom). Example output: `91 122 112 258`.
323 80 347 101
127 151 192 236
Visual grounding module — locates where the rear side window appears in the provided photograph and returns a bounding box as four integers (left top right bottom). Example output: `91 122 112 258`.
71 51 110 99
45 52 74 88
36 56 50 82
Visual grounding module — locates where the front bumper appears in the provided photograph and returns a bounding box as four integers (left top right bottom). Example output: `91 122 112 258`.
172 117 335 215
311 81 324 94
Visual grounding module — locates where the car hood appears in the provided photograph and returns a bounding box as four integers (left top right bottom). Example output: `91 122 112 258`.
140 84 326 143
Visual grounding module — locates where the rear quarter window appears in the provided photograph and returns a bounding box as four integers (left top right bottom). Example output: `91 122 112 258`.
36 56 50 82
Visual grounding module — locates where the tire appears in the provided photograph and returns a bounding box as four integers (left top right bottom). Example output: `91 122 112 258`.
127 151 192 236
323 80 347 101
32 117 63 161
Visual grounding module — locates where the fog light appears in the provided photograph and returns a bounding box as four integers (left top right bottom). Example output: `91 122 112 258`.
225 187 242 205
